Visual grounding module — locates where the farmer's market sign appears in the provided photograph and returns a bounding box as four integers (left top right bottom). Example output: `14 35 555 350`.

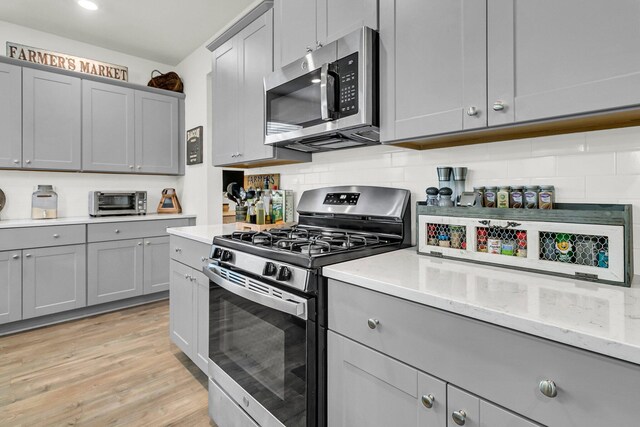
6 42 128 81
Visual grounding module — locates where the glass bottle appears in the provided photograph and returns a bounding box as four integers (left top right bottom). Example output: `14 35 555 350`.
31 185 58 219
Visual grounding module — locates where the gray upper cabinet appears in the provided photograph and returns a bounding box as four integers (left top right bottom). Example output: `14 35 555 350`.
0 63 22 169
22 68 81 170
88 239 144 306
0 251 22 325
143 236 170 294
134 90 180 174
22 245 86 319
379 0 486 142
82 80 135 173
274 0 378 68
488 0 640 126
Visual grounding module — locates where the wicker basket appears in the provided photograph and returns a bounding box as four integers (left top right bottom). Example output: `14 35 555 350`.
147 70 184 93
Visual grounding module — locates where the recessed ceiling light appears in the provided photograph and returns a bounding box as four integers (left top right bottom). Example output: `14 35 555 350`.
78 0 98 11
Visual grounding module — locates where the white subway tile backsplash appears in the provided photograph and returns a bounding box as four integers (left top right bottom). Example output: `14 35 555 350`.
507 156 556 178
486 138 532 159
530 133 586 157
586 126 640 152
616 150 640 175
586 175 640 198
555 153 616 176
529 177 586 200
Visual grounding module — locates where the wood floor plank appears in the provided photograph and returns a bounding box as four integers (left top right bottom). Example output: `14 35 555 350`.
0 300 216 427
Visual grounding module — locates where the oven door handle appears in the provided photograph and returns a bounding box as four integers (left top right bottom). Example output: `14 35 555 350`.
320 63 335 121
203 266 307 320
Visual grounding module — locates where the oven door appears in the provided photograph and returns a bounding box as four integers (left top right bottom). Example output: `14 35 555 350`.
205 264 315 427
97 192 137 214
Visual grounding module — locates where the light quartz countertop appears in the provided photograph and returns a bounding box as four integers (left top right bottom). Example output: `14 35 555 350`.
323 247 640 366
0 213 196 229
167 224 237 245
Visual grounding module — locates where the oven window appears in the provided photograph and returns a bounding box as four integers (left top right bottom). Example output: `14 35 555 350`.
210 285 309 427
98 194 135 211
266 68 324 135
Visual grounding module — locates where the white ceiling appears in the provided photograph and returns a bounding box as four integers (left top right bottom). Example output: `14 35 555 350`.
0 0 256 65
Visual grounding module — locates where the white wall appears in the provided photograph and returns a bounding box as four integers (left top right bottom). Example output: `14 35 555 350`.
0 20 183 220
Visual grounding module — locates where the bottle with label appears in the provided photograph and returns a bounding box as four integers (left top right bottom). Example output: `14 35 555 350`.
539 185 555 210
510 186 524 208
256 200 265 225
262 190 272 224
555 233 573 262
497 186 510 208
524 186 539 209
248 203 257 224
484 186 497 208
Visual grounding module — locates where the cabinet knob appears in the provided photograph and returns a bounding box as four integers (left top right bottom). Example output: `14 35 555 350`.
492 101 506 111
201 256 208 262
12 254 19 260
421 394 435 409
184 273 191 279
53 234 60 238
466 106 478 116
137 165 142 170
13 159 19 164
175 248 182 253
137 242 143 246
25 254 32 258
25 160 31 164
306 46 313 53
539 379 558 398
367 318 380 329
129 165 134 169
114 229 120 233
452 410 467 426
145 241 151 246
316 41 323 49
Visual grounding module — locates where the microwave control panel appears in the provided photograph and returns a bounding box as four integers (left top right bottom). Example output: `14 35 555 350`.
323 192 361 205
337 53 359 117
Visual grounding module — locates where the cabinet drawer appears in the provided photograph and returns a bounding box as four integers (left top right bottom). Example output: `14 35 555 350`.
170 235 210 270
208 378 258 427
0 225 85 251
88 219 190 242
328 280 640 427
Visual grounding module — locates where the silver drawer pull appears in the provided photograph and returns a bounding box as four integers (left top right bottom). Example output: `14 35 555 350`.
452 410 467 426
367 318 379 329
539 379 558 398
53 234 60 238
175 248 182 253
12 254 19 260
421 394 435 409
25 254 32 258
492 101 506 111
114 229 120 233
145 241 151 246
137 242 143 246
201 256 207 262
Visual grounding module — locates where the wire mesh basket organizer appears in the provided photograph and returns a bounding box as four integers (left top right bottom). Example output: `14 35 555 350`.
417 203 633 286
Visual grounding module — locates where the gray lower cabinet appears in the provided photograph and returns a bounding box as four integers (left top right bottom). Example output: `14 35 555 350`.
0 250 22 324
22 245 87 319
379 0 486 141
22 68 82 170
82 80 135 173
0 62 22 169
194 270 210 372
143 236 170 294
88 239 144 305
134 90 179 174
170 260 196 358
447 386 539 427
488 0 640 126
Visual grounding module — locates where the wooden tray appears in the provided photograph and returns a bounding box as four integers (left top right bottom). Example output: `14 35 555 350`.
235 222 296 232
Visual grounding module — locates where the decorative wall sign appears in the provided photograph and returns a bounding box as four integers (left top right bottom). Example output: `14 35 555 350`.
186 126 203 165
244 173 280 190
6 42 128 81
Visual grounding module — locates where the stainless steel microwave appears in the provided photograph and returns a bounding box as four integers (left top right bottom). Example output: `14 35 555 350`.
264 27 379 152
89 191 147 217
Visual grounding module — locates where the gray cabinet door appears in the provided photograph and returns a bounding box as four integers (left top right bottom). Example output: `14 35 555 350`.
134 90 179 174
82 80 135 173
87 239 144 305
479 400 539 427
22 68 81 170
0 250 22 324
22 245 86 319
273 0 317 68
0 62 22 169
316 0 378 45
194 270 210 373
211 39 241 166
379 0 486 142
488 0 640 126
169 260 196 358
237 9 276 164
143 236 170 294
328 331 446 427
447 386 480 427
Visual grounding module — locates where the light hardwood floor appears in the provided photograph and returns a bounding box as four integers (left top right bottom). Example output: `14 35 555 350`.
0 300 216 427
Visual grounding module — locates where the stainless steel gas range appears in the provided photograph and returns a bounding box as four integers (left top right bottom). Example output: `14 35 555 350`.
203 186 411 427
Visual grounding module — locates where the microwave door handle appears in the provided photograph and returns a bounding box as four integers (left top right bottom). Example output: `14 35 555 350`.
203 266 307 320
320 63 334 121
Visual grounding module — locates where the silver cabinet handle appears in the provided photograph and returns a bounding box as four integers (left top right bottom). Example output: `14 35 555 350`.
25 160 31 164
201 256 208 262
53 234 60 238
316 41 323 49
236 152 242 157
306 46 313 53
137 165 141 169
145 241 151 246
452 410 467 426
13 159 19 164
184 273 191 280
421 394 435 409
466 106 478 116
129 165 134 169
137 242 143 246
25 254 32 258
367 318 379 329
12 254 20 260
175 248 182 253
492 101 505 111
539 379 558 398
114 229 120 233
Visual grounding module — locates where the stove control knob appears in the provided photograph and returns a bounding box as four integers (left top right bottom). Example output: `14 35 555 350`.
263 262 277 276
211 248 223 259
221 250 233 262
276 266 292 281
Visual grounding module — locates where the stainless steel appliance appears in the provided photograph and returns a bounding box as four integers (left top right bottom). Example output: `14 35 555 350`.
263 27 379 153
204 186 411 427
88 191 147 217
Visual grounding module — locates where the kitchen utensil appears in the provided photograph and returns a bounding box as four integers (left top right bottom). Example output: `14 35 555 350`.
436 167 452 190
239 187 247 201
157 188 182 214
245 190 256 200
452 167 468 204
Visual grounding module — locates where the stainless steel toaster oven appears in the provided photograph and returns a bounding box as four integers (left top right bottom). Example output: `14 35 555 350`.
89 191 147 217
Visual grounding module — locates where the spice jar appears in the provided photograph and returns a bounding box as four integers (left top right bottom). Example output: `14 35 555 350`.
524 185 539 209
425 187 439 206
438 187 454 207
473 186 485 207
497 186 510 208
510 186 524 209
477 228 488 252
484 186 497 208
539 185 555 210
